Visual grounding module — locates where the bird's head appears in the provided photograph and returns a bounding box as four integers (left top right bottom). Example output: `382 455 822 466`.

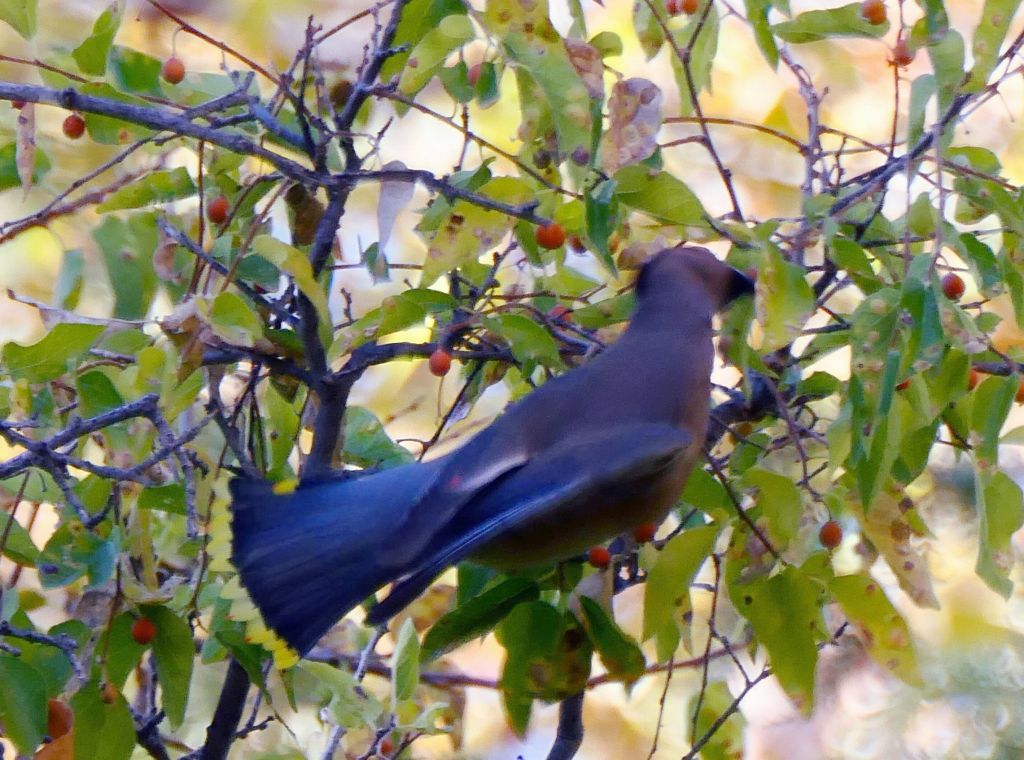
635 245 755 311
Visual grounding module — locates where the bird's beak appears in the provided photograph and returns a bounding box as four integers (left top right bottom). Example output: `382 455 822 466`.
724 267 756 305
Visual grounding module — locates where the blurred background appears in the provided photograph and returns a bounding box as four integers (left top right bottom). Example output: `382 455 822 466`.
4 1 1024 758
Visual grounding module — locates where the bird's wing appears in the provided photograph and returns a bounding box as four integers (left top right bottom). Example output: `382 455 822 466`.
364 421 691 624
380 416 535 566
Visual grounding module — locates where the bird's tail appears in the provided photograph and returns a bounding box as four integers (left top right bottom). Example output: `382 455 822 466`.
230 461 440 654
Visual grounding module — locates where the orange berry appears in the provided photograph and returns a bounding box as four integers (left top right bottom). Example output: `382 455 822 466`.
681 0 699 12
100 682 119 704
819 520 843 550
206 195 230 224
131 616 157 645
46 699 73 739
62 113 85 139
633 522 658 543
379 737 395 755
1016 379 1024 404
892 39 914 67
587 546 611 569
161 56 186 84
860 0 886 25
968 369 983 389
941 272 965 300
428 348 452 377
535 222 566 250
548 304 572 322
467 63 482 86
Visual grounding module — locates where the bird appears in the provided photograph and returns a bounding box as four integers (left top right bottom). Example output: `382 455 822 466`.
230 245 754 655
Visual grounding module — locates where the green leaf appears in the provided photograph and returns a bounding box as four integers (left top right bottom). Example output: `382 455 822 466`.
203 291 265 347
0 0 36 39
3 323 105 382
93 214 159 320
773 3 889 43
265 384 300 476
18 620 88 697
643 524 719 660
379 0 466 82
301 661 383 728
584 179 619 272
252 235 331 329
731 567 822 706
746 0 779 67
496 602 591 734
0 514 38 567
105 612 146 688
424 577 540 661
0 655 46 753
77 370 124 418
483 313 564 368
831 574 919 685
971 372 1017 465
97 168 197 212
0 142 50 191
392 618 421 704
54 249 85 310
146 605 194 727
744 469 802 550
928 27 965 114
72 2 123 76
483 0 593 166
579 597 645 684
613 165 706 226
137 484 186 515
756 244 814 351
342 406 415 468
108 46 163 96
975 470 1024 597
420 176 533 285
71 682 135 760
397 15 474 102
965 0 1020 91
633 0 664 59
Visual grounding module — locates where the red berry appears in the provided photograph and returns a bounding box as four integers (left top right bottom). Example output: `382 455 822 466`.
666 0 681 14
131 616 157 645
535 222 566 250
379 737 395 755
819 520 843 550
896 379 911 391
428 348 452 377
941 272 965 300
892 39 914 67
681 0 699 12
633 522 658 543
968 369 983 389
587 546 611 569
1015 379 1024 404
161 56 186 84
860 0 886 25
62 113 85 140
206 195 230 224
11 99 25 109
467 63 482 87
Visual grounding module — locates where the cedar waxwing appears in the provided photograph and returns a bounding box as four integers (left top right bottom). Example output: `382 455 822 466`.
231 246 754 654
